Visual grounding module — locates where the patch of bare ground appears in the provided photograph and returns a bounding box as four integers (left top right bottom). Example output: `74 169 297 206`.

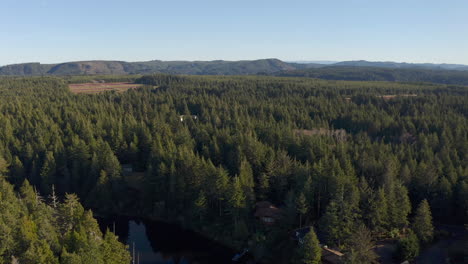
69 82 143 94
378 94 417 100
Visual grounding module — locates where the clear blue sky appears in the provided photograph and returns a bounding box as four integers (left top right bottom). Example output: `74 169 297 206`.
1 0 467 65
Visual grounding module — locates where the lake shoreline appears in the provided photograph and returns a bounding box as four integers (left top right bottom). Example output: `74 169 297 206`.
96 215 255 264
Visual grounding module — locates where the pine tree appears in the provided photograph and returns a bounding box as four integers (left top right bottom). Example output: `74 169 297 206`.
395 230 420 261
319 200 341 246
412 199 434 244
296 192 309 228
389 183 411 229
101 230 132 264
432 177 453 221
239 159 255 203
295 228 321 264
58 194 85 234
344 225 378 264
40 151 56 194
229 177 246 229
21 240 59 264
368 188 389 233
194 190 207 222
214 167 229 216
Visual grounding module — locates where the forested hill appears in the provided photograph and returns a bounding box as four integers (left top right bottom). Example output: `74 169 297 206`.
332 60 468 71
0 59 300 76
3 59 468 86
276 66 468 86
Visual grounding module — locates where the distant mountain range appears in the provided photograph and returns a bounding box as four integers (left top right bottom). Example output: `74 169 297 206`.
2 59 468 85
0 59 299 76
276 66 468 86
2 59 468 76
333 60 468 71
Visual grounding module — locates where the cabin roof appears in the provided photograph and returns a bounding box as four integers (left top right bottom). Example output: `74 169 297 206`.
322 247 344 264
254 201 283 219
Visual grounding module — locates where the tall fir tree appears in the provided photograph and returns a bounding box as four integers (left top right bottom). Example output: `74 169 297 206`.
412 199 434 244
294 228 321 264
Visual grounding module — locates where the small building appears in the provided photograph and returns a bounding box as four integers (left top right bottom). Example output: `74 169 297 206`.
254 201 283 225
322 247 344 264
122 164 133 176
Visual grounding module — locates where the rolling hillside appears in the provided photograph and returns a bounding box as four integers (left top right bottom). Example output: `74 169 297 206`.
276 66 468 86
0 59 297 76
2 59 468 86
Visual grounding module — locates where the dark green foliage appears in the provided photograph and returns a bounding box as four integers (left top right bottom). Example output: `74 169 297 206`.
278 66 468 85
0 179 131 263
412 199 434 244
296 193 308 228
0 59 295 76
3 59 468 86
294 229 321 264
0 74 466 262
395 230 420 261
368 188 389 233
344 225 378 264
194 191 208 223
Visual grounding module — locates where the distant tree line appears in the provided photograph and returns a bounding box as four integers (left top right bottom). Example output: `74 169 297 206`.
277 66 468 86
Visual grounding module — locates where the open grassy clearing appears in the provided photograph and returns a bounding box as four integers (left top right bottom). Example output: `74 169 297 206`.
69 82 143 94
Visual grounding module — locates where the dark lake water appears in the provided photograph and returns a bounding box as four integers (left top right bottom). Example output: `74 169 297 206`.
98 217 249 264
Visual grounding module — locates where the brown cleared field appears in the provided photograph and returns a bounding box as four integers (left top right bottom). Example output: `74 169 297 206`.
69 82 143 94
378 94 417 100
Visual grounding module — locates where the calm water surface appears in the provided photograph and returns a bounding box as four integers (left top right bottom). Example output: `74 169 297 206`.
98 217 248 264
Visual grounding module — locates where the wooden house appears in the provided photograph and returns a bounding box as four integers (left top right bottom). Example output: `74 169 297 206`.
254 201 283 225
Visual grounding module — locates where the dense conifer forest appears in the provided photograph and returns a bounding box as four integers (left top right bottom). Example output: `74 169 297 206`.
276 66 468 86
0 75 466 263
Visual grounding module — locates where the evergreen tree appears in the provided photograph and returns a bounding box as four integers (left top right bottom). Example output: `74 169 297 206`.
101 230 132 264
344 225 378 264
295 229 321 264
319 200 341 246
239 159 255 203
368 188 389 233
229 177 246 229
395 230 420 261
40 151 56 194
214 167 230 216
389 183 411 229
412 199 434 244
296 192 309 228
194 190 207 222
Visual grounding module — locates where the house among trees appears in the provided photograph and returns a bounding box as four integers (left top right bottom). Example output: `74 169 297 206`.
254 201 283 225
321 247 344 264
122 164 133 176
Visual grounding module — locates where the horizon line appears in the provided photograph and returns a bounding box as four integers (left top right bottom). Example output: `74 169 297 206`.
1 58 468 68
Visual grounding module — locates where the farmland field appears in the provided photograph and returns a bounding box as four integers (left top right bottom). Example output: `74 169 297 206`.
69 82 143 94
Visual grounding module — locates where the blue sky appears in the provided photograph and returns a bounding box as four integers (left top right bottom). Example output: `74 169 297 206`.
1 0 467 65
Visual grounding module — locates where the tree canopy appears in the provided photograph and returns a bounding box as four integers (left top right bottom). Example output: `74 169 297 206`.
0 74 466 263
